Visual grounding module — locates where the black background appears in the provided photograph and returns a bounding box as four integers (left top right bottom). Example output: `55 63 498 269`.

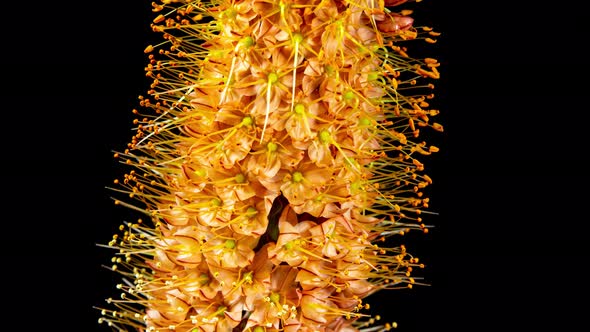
2 1 588 331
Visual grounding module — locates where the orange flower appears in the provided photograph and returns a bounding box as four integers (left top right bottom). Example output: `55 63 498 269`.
244 265 301 330
280 156 335 207
248 136 305 180
202 229 257 269
268 205 319 267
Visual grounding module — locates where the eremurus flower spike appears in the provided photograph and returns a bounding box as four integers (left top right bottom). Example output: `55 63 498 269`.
98 0 441 331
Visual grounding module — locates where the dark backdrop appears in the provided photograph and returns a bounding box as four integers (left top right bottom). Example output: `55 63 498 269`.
2 1 588 331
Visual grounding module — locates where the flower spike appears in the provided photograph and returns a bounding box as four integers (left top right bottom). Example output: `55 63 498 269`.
98 0 442 331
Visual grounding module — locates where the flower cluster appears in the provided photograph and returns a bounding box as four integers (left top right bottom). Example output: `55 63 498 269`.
98 0 441 331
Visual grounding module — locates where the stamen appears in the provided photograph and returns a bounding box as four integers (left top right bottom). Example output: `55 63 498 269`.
261 72 279 143
290 33 303 113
